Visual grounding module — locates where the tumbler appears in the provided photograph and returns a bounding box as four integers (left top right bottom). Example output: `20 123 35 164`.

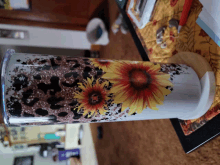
0 50 215 126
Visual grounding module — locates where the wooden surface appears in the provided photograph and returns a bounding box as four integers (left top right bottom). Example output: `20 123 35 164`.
81 124 98 165
0 0 105 30
168 52 213 79
90 1 220 165
98 1 142 62
90 119 220 165
69 157 82 165
65 124 80 150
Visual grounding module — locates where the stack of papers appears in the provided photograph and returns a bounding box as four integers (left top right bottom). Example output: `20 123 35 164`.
197 0 220 46
127 0 157 29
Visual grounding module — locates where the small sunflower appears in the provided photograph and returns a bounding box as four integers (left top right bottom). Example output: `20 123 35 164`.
103 61 173 115
74 77 109 116
90 59 112 71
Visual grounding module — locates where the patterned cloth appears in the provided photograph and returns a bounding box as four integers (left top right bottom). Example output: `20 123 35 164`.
127 0 220 135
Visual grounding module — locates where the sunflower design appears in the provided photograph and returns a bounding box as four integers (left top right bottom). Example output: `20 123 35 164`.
103 61 173 114
91 59 112 72
74 77 109 116
170 0 178 7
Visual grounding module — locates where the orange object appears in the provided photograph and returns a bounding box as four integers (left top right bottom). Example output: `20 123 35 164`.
91 45 101 51
178 0 194 33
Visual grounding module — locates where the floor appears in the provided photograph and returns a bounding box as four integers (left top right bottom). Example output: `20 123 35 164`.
90 1 220 165
97 3 142 62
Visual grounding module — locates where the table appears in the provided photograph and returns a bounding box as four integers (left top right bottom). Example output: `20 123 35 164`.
117 0 220 153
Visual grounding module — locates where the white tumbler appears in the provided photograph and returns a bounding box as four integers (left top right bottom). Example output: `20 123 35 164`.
0 50 215 126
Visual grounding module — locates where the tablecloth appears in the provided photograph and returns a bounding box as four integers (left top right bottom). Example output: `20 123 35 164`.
127 0 220 135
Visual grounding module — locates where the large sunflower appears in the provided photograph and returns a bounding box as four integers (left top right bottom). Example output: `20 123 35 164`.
74 77 109 116
90 59 112 72
103 61 173 114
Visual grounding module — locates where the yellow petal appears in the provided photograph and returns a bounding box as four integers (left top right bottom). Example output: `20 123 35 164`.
88 112 93 117
87 77 93 84
72 107 79 112
128 109 136 115
102 66 108 71
157 79 173 87
142 62 152 66
100 81 108 88
110 85 125 94
77 104 83 110
152 93 164 105
148 64 161 72
103 72 118 79
155 74 170 80
128 102 137 115
89 111 96 117
152 88 164 102
83 110 88 116
85 81 91 88
121 101 130 112
151 63 161 69
74 94 84 100
99 108 107 115
86 77 92 87
151 107 159 110
136 99 144 114
147 96 158 110
114 91 128 103
78 84 86 91
158 86 171 95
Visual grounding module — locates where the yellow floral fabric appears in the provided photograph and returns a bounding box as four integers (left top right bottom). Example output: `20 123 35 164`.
127 0 220 135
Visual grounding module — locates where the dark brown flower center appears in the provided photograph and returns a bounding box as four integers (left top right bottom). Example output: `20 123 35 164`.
89 92 102 105
129 69 151 89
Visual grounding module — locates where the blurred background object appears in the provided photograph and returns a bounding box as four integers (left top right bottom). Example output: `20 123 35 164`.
0 0 103 165
1 0 31 11
67 157 82 165
0 124 96 165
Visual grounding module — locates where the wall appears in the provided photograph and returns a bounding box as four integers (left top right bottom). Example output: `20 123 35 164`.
0 24 91 50
80 124 98 165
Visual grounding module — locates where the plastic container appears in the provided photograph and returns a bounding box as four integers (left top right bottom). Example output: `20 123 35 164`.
86 18 109 45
